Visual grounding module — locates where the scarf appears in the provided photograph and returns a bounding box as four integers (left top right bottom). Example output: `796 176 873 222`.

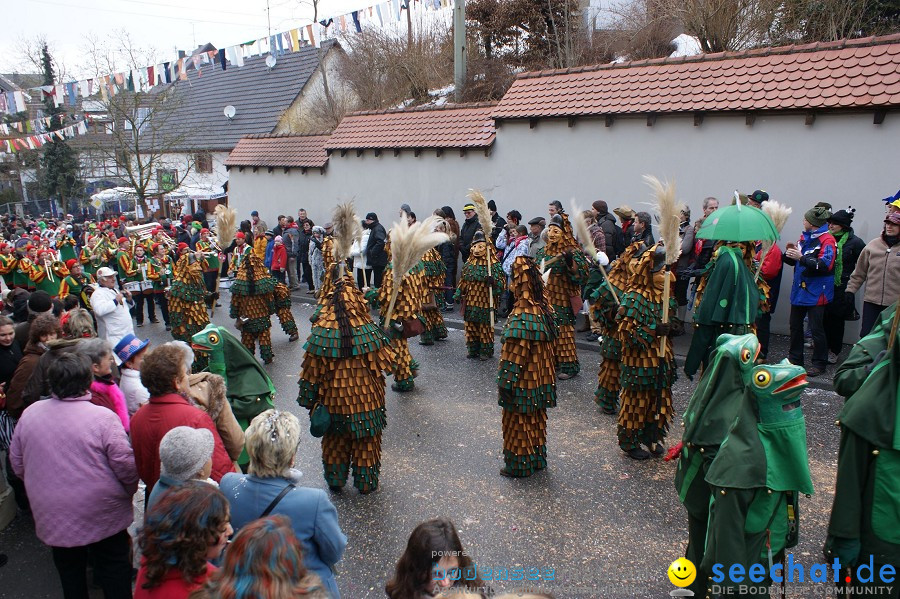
884 233 900 248
91 376 130 433
832 230 848 286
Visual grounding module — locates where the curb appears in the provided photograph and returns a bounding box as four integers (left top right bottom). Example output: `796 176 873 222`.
286 289 836 392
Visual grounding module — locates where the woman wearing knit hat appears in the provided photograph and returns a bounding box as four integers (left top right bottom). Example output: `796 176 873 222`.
146 426 215 510
823 208 865 362
783 202 837 376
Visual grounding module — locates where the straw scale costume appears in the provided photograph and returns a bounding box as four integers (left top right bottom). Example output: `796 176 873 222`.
497 256 558 477
169 246 210 344
229 252 278 364
298 269 394 494
455 231 505 360
419 247 448 346
534 214 590 378
616 243 680 459
587 241 645 414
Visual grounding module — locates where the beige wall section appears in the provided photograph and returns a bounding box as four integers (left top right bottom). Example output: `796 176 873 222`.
228 111 900 337
273 48 357 135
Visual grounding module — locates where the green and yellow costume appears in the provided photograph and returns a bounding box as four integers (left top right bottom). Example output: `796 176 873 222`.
230 253 278 363
419 247 448 345
497 256 557 477
455 232 505 359
299 271 394 493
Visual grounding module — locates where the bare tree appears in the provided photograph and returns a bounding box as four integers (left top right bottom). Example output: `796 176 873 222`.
602 0 681 60
658 0 780 52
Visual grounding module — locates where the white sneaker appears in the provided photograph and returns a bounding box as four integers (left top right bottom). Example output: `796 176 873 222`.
828 352 839 365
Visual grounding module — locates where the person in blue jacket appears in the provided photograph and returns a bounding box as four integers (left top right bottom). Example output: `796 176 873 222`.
782 202 836 377
219 410 347 598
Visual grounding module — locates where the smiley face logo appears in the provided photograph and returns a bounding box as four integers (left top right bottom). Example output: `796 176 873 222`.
667 557 696 587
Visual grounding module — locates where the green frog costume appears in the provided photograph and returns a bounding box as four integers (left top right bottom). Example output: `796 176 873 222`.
673 333 760 592
698 360 813 597
191 324 276 469
827 303 900 598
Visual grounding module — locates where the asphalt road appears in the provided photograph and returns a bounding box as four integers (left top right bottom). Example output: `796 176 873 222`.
0 291 848 598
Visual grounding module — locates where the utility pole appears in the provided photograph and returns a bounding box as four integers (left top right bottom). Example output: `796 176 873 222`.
453 0 466 102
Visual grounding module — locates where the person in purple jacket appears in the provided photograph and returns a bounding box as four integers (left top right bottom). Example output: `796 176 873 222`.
10 353 138 599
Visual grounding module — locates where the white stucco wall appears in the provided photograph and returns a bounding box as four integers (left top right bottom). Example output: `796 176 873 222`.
228 110 900 337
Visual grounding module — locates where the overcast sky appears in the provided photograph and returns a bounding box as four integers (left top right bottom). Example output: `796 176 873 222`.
3 0 389 80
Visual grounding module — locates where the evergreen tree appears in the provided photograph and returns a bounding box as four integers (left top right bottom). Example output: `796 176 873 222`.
39 43 81 213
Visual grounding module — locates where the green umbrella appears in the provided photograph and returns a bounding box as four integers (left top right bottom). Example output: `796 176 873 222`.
696 201 779 242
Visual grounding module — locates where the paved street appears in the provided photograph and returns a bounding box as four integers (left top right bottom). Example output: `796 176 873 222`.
0 291 848 598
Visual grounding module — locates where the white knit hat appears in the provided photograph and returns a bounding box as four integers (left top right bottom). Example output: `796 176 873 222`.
159 427 214 481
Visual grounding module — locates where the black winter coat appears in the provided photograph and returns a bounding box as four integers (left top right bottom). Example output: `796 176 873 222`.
459 217 482 262
365 222 388 268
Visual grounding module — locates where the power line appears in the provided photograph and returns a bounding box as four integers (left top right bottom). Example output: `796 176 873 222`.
111 0 271 19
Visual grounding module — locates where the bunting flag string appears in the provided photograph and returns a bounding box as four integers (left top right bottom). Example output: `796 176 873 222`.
0 117 92 155
0 0 454 117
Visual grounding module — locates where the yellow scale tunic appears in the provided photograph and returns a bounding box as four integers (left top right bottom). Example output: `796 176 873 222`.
169 254 211 370
455 248 505 359
298 274 395 493
593 241 646 413
419 248 448 345
616 246 679 452
229 253 278 363
367 262 425 391
497 256 558 477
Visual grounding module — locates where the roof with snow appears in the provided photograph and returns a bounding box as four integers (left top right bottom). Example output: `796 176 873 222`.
325 103 497 150
492 33 900 120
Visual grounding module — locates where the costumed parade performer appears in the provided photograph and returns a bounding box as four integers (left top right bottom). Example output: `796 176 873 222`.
827 302 900 597
149 243 172 330
534 211 589 379
455 231 505 360
169 243 211 369
58 259 95 308
230 252 278 364
697 360 812 597
298 204 395 494
191 323 276 470
616 242 680 459
497 255 558 477
670 333 761 594
419 246 448 346
588 241 644 414
366 214 448 393
684 238 768 378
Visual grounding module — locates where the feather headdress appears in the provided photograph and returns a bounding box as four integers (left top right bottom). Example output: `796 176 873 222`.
383 214 449 324
755 200 792 280
330 202 363 265
643 174 683 266
468 189 493 243
214 204 237 248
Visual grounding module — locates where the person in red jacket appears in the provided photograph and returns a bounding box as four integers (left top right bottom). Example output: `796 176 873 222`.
130 343 236 496
755 240 783 362
270 235 288 285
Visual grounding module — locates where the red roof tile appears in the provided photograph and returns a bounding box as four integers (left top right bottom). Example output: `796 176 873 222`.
492 34 900 120
225 134 329 168
324 103 497 150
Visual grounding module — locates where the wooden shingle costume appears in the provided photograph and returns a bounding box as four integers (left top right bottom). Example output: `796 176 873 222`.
299 269 394 494
169 249 211 370
419 247 448 345
534 214 590 378
229 252 278 364
497 255 557 477
616 242 680 459
455 231 505 359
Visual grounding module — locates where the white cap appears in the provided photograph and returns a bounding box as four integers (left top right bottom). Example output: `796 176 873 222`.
96 267 117 278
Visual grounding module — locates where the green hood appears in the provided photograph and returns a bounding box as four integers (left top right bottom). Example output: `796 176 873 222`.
192 324 275 401
705 361 814 494
681 333 759 447
838 334 900 450
693 245 764 326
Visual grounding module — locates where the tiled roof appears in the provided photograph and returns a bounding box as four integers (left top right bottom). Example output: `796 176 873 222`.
492 34 900 120
225 133 330 168
325 103 497 150
159 42 335 151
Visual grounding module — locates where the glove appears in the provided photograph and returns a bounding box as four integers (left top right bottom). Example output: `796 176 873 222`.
390 321 404 336
844 291 855 306
485 276 494 287
563 251 574 267
595 251 610 267
825 536 860 567
655 323 670 337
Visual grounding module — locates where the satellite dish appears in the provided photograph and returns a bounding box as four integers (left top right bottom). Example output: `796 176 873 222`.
265 54 277 69
224 105 236 120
